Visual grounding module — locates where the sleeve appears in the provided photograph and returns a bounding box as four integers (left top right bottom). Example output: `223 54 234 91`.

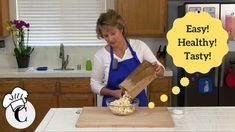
90 52 106 95
140 40 165 70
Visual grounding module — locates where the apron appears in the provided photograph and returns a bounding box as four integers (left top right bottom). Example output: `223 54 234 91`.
102 39 148 106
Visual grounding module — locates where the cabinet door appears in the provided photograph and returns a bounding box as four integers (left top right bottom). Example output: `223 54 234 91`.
149 92 169 106
0 79 23 131
115 0 167 36
149 78 170 92
59 78 95 107
22 79 58 132
0 94 22 132
0 0 10 37
148 77 172 106
0 94 57 132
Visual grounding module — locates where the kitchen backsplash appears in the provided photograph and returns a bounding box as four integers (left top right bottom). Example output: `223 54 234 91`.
0 37 168 69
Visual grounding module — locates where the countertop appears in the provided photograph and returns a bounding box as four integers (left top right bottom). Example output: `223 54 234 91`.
0 67 173 78
35 107 235 132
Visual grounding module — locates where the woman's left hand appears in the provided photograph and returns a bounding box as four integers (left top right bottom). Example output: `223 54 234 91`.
153 63 164 77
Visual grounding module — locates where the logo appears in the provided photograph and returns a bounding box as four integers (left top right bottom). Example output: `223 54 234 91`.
2 87 36 129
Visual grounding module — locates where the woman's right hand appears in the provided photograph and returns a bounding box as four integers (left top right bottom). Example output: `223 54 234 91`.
100 87 122 98
111 89 122 98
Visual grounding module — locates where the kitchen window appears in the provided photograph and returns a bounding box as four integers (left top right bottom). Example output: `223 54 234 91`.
16 0 106 46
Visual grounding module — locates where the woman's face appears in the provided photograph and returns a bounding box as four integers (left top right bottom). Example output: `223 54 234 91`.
101 26 124 48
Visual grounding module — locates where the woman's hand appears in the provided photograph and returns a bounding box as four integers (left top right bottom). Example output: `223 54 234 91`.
100 87 122 98
111 89 122 98
153 62 164 77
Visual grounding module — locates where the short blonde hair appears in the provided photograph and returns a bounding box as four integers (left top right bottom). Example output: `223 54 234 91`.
96 9 128 39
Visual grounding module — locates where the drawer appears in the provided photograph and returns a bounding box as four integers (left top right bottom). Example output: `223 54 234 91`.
0 79 23 93
23 79 57 93
59 78 91 93
59 93 94 107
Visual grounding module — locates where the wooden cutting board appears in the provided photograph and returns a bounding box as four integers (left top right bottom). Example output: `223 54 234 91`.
76 107 174 128
119 60 157 98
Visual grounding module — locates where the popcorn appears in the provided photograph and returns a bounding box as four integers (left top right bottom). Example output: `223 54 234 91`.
108 91 136 115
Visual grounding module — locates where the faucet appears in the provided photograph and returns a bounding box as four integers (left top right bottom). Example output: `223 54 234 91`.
59 43 69 70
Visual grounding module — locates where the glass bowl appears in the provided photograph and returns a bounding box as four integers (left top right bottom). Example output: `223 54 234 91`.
106 97 139 116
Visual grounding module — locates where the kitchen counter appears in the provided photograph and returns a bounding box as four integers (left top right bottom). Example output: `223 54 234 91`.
0 68 91 78
35 107 235 132
0 67 173 78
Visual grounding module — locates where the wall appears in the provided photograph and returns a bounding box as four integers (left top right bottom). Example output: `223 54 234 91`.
0 0 168 69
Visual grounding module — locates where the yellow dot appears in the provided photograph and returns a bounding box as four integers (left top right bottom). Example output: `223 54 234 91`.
172 86 180 95
180 77 189 87
160 94 168 102
148 102 155 109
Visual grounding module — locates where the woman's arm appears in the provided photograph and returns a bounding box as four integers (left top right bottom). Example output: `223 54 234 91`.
100 87 122 98
90 53 106 94
90 50 122 97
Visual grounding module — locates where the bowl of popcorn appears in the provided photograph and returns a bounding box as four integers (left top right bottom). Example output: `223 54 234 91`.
106 93 139 116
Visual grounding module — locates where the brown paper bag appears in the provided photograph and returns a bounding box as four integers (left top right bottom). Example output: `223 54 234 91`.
119 60 157 98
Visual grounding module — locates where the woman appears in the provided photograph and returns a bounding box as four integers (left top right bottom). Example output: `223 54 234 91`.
90 9 164 106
